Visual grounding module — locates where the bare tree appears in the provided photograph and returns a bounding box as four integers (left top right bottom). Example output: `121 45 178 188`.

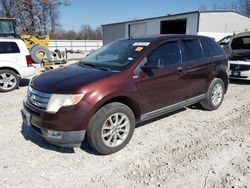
94 26 102 40
0 0 16 17
52 25 102 40
0 0 69 36
209 0 250 16
78 24 102 40
237 0 250 15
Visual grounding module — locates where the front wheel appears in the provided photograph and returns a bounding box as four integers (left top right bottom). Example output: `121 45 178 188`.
200 78 225 111
87 102 135 155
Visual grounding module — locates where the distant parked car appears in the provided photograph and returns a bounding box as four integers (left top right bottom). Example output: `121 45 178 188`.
220 32 250 80
22 35 229 155
0 38 35 92
66 49 75 54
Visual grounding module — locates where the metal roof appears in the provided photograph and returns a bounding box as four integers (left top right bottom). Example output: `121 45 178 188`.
0 18 15 20
102 10 249 27
121 34 211 41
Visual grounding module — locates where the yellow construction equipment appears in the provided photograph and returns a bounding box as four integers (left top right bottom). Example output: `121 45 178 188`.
21 34 50 49
0 17 52 63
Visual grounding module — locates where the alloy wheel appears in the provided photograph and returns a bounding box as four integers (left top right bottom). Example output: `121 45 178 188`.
211 83 223 106
0 73 17 91
101 113 130 148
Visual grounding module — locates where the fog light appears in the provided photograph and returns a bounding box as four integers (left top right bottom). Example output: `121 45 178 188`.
45 130 63 139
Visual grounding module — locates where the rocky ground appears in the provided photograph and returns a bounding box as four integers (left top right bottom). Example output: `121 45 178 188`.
0 73 249 187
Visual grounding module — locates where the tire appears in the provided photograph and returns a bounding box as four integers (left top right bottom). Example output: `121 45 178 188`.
29 44 37 53
30 45 51 64
0 69 20 92
200 78 225 111
87 102 135 155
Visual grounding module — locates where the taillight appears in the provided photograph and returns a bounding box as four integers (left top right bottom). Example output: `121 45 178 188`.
26 55 32 67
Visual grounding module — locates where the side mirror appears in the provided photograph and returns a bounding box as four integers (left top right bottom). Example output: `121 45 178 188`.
141 58 161 71
222 44 230 54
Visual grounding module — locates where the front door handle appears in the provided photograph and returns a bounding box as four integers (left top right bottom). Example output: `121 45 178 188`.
177 67 184 75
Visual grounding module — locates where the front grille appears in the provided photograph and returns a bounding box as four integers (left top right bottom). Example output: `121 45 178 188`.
230 64 250 71
31 125 42 135
27 87 51 109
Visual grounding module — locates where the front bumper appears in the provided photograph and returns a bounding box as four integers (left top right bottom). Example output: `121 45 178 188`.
21 99 91 147
229 70 250 80
229 61 250 80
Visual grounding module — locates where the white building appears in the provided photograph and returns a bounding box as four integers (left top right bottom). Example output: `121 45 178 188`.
102 10 250 44
48 40 103 52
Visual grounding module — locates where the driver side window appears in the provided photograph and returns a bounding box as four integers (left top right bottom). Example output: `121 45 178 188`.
146 41 182 68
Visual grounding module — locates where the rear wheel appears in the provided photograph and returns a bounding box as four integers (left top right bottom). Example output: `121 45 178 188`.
87 102 135 155
0 69 20 92
200 78 225 111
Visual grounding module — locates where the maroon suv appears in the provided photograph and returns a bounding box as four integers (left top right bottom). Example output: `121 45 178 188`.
21 35 229 154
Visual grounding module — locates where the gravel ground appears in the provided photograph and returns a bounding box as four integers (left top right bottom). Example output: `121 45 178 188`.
0 70 250 187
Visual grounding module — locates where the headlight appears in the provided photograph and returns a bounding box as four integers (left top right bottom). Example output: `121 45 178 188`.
29 76 38 86
47 94 84 113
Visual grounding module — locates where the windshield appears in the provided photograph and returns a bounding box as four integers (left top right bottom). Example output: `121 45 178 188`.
219 36 232 45
79 39 151 71
0 20 15 34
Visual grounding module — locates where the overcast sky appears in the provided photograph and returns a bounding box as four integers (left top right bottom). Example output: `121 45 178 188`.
60 0 236 30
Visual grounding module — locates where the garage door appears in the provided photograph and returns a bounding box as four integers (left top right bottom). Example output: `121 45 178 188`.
129 23 147 37
161 19 187 34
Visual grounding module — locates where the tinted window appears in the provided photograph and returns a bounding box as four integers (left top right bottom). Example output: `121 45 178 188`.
200 40 211 58
147 41 181 67
200 37 224 56
0 42 20 54
182 39 203 61
231 37 250 50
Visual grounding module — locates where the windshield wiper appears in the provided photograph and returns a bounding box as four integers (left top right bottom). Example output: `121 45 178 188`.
80 62 112 71
81 62 96 68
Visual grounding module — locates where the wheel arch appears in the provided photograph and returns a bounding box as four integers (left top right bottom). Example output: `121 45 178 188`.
96 96 141 122
215 72 229 93
0 67 21 77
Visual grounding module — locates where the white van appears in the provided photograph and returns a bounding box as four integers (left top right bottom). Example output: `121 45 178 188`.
0 38 35 92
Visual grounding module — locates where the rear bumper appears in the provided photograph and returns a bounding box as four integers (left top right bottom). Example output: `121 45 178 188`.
21 66 36 78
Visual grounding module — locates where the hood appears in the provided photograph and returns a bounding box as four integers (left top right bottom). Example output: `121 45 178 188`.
231 50 250 61
31 64 116 94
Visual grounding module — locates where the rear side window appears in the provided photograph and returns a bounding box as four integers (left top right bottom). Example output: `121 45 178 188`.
148 41 181 67
0 42 20 54
182 39 203 61
200 37 224 56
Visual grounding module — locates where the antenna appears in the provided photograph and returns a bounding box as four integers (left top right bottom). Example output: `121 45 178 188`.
129 22 138 39
129 30 136 39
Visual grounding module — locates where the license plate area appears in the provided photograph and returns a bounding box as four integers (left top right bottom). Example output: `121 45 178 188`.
231 70 241 77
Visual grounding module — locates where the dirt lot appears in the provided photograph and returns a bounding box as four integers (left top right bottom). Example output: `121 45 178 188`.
0 71 250 187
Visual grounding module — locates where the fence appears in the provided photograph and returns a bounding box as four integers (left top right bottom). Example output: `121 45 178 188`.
48 40 103 52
